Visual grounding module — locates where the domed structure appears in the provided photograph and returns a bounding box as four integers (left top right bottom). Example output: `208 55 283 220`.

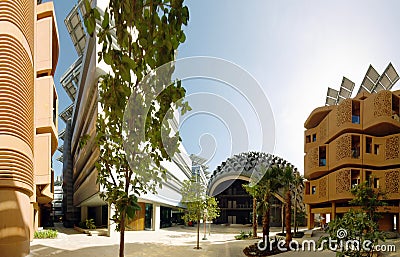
207 152 305 225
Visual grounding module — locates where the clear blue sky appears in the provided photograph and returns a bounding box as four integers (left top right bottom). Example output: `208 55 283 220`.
52 0 400 177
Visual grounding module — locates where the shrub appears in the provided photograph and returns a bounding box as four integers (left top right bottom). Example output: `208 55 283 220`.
34 229 58 239
85 219 96 229
78 219 96 229
235 231 252 240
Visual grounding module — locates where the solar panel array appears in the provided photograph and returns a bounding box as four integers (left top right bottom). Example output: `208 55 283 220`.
326 63 399 106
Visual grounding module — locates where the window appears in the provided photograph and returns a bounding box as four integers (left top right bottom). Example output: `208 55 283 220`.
311 186 316 195
392 95 399 121
366 171 372 185
319 146 326 166
312 134 317 142
351 135 360 159
366 137 372 153
305 183 310 195
306 135 311 143
374 144 380 155
351 170 360 188
352 100 360 124
374 178 380 189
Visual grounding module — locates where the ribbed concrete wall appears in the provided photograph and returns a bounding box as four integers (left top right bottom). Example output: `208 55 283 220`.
0 0 35 256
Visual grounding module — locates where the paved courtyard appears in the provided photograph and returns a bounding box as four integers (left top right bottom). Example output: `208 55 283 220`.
29 224 399 257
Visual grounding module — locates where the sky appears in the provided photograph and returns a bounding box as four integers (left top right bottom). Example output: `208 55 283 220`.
52 0 400 177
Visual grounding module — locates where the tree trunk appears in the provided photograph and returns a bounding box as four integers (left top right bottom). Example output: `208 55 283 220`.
262 205 270 247
285 190 292 247
281 203 284 234
293 191 297 233
196 218 200 249
119 211 126 257
253 197 257 238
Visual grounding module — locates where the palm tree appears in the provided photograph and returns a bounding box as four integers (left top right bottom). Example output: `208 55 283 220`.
243 184 259 238
280 165 295 247
257 165 282 245
292 172 304 233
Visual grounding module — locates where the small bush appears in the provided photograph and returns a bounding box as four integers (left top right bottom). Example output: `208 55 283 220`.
78 219 96 229
34 229 58 239
85 219 96 229
235 231 252 240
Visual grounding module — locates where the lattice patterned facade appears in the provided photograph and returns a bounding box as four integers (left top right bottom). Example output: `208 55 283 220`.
304 82 400 232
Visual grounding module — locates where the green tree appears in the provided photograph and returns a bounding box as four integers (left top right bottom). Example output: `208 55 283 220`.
84 1 190 257
318 180 386 257
349 180 386 222
203 196 220 237
292 172 304 233
280 165 295 247
255 166 282 245
181 178 206 249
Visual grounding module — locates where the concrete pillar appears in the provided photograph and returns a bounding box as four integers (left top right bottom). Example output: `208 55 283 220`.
81 206 88 222
108 204 117 237
153 204 161 231
321 213 326 226
331 202 336 221
306 204 314 229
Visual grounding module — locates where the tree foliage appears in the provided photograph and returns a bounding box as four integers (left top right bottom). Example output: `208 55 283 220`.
83 0 190 256
319 181 386 257
180 177 220 249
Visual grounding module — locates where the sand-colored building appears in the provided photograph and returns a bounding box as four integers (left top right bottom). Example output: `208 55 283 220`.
304 64 400 231
0 0 59 256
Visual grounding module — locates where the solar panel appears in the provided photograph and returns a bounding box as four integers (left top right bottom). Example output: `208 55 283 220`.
64 4 87 56
58 129 65 141
366 65 380 84
339 77 354 98
382 63 399 90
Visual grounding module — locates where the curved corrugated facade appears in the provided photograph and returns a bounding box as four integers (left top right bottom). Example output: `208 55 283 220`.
0 0 35 256
0 0 34 52
0 1 34 193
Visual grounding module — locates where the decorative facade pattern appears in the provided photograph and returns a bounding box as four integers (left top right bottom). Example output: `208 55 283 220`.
307 147 319 169
318 177 327 199
336 169 351 194
385 136 399 160
385 170 400 194
319 118 328 143
336 99 352 127
373 91 392 118
335 134 351 161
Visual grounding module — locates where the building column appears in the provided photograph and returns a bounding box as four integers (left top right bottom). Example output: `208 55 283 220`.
306 204 314 229
331 202 336 221
321 213 326 226
153 204 160 231
81 206 88 222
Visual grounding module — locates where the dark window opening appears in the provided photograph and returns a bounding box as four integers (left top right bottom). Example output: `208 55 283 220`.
306 135 311 143
312 134 317 142
311 186 316 195
374 178 380 189
351 135 361 159
366 171 372 185
351 169 360 188
366 137 372 153
352 100 360 124
392 95 399 121
319 146 326 166
374 144 380 155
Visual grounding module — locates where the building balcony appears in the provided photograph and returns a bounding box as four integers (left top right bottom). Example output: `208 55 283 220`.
35 76 58 154
304 168 400 205
36 2 59 76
